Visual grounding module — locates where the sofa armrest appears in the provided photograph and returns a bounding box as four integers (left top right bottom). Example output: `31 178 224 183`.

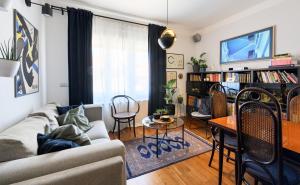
0 140 125 185
84 104 103 121
13 156 126 185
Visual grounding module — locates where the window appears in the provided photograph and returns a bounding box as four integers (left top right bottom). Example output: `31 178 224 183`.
92 17 149 128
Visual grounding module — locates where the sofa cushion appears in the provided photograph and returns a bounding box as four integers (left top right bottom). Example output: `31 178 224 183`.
86 121 109 140
56 105 80 115
28 103 60 126
0 116 49 162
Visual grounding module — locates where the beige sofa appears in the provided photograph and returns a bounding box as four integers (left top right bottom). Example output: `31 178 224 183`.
0 104 126 185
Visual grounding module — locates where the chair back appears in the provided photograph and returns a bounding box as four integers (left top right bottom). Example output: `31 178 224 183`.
111 95 140 116
235 87 283 184
287 85 300 122
209 83 227 118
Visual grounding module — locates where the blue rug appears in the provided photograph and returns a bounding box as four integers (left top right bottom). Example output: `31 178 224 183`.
124 129 212 179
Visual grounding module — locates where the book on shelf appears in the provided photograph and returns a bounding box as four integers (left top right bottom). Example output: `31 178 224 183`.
225 73 251 83
204 73 221 82
189 74 201 82
256 71 298 84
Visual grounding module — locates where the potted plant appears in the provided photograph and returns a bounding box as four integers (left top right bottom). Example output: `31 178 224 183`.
188 52 208 73
163 79 176 115
0 39 21 77
189 56 200 72
198 52 208 72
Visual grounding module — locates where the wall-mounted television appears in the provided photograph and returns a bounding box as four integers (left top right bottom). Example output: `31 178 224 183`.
220 27 274 64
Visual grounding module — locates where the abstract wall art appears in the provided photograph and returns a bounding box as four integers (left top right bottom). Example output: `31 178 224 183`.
14 10 39 97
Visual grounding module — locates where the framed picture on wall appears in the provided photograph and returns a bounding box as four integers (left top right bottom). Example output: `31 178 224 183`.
166 71 177 88
167 53 184 69
14 10 39 97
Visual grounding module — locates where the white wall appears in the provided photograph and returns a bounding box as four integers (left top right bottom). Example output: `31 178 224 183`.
45 12 68 105
195 0 300 71
167 24 196 116
0 0 46 132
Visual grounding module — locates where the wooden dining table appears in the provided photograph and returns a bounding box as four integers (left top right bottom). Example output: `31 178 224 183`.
209 115 300 185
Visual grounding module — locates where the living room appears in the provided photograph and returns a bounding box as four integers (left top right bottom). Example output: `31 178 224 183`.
0 0 300 185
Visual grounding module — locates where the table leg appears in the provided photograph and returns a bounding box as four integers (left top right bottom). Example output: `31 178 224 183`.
143 125 145 143
118 120 120 139
182 124 185 149
218 129 224 185
156 129 159 158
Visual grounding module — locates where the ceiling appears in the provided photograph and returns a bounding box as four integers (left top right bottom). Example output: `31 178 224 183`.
70 0 268 30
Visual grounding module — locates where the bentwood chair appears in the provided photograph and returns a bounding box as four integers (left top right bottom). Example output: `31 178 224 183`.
208 83 238 168
111 95 140 139
287 85 300 122
235 87 300 185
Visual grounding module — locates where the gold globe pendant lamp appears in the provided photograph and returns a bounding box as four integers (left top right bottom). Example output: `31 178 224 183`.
158 0 176 50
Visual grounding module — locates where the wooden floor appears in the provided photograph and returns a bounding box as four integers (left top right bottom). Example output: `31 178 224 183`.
109 117 243 185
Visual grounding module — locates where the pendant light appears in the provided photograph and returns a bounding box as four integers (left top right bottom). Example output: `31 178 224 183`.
158 0 176 50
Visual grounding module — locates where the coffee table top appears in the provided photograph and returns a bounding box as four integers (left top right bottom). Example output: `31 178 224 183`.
142 116 184 130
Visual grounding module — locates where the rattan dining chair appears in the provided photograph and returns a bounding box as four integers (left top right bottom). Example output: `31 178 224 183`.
287 85 300 122
111 95 140 139
235 87 300 185
208 83 238 168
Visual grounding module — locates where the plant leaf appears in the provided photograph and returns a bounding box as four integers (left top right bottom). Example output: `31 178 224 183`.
7 39 10 60
0 43 7 59
200 52 207 58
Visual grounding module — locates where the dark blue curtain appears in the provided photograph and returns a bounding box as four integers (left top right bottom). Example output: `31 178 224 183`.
67 8 93 105
148 24 166 115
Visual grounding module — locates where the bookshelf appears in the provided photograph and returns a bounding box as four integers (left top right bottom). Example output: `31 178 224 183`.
186 66 300 115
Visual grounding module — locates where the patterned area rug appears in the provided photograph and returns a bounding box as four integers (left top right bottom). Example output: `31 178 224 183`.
124 129 212 179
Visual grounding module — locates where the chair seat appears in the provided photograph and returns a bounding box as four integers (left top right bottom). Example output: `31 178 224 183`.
191 112 211 119
114 112 136 119
243 155 300 185
215 132 237 148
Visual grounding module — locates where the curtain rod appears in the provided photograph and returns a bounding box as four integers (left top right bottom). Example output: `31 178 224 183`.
28 1 148 27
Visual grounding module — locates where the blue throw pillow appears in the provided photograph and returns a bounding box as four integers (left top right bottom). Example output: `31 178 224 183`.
37 134 79 155
56 105 80 115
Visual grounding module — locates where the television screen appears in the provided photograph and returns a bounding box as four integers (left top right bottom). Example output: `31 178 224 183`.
220 27 273 64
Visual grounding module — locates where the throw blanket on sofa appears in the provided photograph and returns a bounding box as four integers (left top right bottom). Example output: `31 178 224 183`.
48 124 91 146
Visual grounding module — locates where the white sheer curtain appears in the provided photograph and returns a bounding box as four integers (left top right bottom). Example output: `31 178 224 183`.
92 17 149 130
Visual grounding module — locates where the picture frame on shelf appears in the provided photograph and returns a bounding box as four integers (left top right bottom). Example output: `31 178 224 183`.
167 53 184 69
166 71 177 88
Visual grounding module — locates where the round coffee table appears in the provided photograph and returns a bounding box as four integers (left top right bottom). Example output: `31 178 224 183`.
142 116 185 157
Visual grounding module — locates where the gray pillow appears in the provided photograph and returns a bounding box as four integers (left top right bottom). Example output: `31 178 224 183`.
56 105 92 132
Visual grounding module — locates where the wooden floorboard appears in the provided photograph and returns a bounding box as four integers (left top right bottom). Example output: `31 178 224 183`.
109 117 240 185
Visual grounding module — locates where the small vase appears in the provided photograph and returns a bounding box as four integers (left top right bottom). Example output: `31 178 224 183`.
193 64 200 73
0 59 20 77
199 67 207 73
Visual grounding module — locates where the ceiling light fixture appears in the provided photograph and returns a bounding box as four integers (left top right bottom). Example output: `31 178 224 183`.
158 0 176 50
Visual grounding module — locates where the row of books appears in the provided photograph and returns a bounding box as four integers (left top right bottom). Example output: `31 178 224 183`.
189 75 201 81
224 73 251 83
256 71 298 84
203 73 221 82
